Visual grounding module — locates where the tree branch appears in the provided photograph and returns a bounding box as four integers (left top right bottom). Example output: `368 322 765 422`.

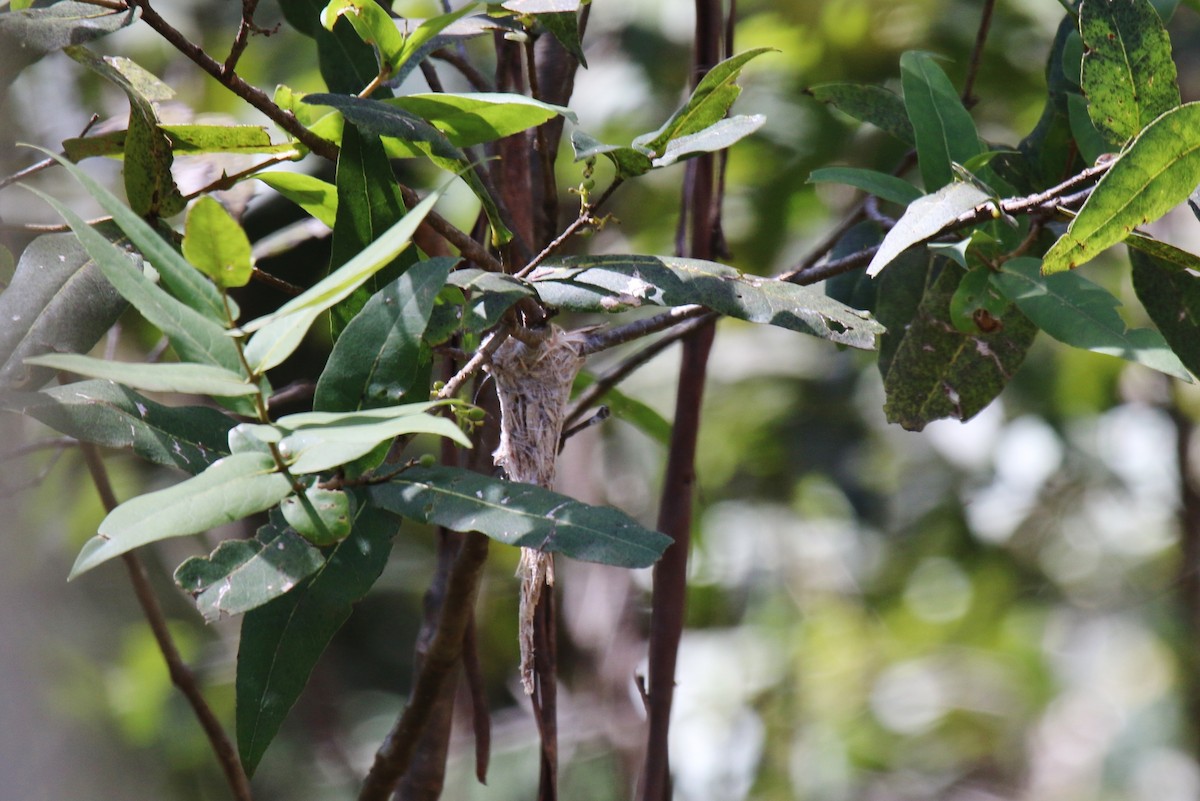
79 442 253 801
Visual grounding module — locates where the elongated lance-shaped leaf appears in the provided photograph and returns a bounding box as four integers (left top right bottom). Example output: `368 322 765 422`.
633 48 775 158
237 498 396 776
315 258 456 412
388 92 576 147
1042 102 1200 274
26 186 243 372
993 256 1191 380
275 408 471 475
866 182 991 277
882 261 1039 431
370 466 672 568
1080 0 1179 147
281 0 387 96
1130 248 1200 376
0 1 136 83
900 51 983 191
569 129 653 178
255 172 338 228
327 124 416 337
0 232 125 390
805 82 916 145
25 354 258 397
2 380 232 474
650 115 766 168
321 0 405 76
174 513 325 622
242 306 323 375
391 2 479 73
530 255 884 349
63 124 299 162
239 181 445 337
808 167 924 206
70 452 293 579
304 93 512 244
28 148 228 322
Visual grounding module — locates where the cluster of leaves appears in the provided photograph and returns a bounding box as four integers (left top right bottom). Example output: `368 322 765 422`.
811 0 1200 429
0 0 885 777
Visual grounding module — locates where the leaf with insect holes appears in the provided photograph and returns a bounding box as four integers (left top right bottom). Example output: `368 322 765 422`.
369 465 672 568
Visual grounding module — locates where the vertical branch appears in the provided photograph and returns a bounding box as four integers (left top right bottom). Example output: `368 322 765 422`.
961 0 997 106
637 2 727 800
1171 400 1200 755
79 442 254 801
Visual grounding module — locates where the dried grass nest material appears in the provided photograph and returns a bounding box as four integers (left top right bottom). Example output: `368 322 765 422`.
488 324 588 695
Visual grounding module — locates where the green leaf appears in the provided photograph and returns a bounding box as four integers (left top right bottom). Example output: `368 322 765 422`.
239 180 444 347
26 186 242 372
282 0 390 96
1 380 232 474
533 8 587 67
882 262 1039 431
237 499 396 776
387 92 576 147
805 82 916 145
390 3 480 74
650 115 766 168
66 47 185 218
569 129 653 178
29 148 228 322
531 255 884 349
369 466 672 568
900 51 983 191
572 372 671 446
1067 91 1111 164
63 124 299 162
182 197 254 289
25 354 257 397
327 124 416 337
0 1 136 82
0 232 126 390
447 268 535 332
315 258 456 412
321 0 405 75
242 306 324 375
255 172 338 228
281 487 353 545
1079 0 1179 147
808 167 924 206
1130 248 1200 376
993 256 1191 380
70 452 293 579
304 93 513 244
174 517 325 622
1014 16 1086 192
633 48 774 158
866 182 992 277
272 402 471 474
1042 102 1200 273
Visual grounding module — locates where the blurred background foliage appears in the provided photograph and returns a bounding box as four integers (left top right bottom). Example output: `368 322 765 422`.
6 1 1200 800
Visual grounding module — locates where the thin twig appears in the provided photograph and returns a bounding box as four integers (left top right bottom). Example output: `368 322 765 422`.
961 0 998 107
0 115 101 190
579 306 711 356
358 532 490 801
437 325 512 400
431 49 495 92
223 0 273 76
78 442 253 801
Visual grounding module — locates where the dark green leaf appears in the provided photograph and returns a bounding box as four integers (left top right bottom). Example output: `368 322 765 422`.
70 452 293 579
174 517 325 622
808 167 923 206
806 82 915 145
369 465 672 567
994 256 1190 379
900 51 983 190
531 255 884 349
0 233 126 390
537 10 587 67
316 258 456 412
447 268 536 332
1013 17 1086 192
573 372 671 446
569 129 653 178
327 124 415 336
321 0 404 73
1130 248 1200 376
1 380 232 474
866 182 992 277
1043 102 1200 273
1066 91 1111 164
305 93 513 243
281 0 388 96
882 262 1038 431
237 499 396 775
1080 0 1179 147
0 1 136 83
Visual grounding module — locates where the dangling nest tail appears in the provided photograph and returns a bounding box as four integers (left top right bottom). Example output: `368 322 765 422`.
488 324 587 695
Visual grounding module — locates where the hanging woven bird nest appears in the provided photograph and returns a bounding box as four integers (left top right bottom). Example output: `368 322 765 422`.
488 324 587 695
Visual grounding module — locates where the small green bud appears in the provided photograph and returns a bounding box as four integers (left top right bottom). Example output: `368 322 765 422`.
419 453 437 468
466 407 487 421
